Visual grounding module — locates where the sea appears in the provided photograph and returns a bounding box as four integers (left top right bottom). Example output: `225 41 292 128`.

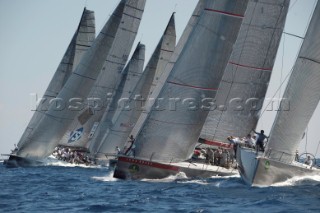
1 160 320 213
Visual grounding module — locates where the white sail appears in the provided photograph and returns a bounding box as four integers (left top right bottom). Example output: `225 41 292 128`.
129 0 205 139
58 0 146 150
92 13 176 157
15 1 127 160
200 0 290 143
265 1 320 162
88 42 146 154
133 0 249 163
16 8 95 152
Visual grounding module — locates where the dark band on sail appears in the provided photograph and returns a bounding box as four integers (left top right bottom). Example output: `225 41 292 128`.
44 112 75 121
78 30 95 34
229 62 272 71
76 44 91 48
80 25 95 29
61 62 73 65
160 48 174 53
120 27 138 34
125 4 144 12
299 56 320 65
73 72 96 81
204 8 244 18
123 13 141 20
43 94 57 98
167 81 218 91
100 31 116 38
105 59 126 66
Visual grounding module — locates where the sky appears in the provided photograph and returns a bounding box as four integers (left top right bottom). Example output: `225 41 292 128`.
0 0 319 158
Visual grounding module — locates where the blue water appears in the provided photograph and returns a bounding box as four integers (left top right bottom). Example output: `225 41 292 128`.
1 162 320 213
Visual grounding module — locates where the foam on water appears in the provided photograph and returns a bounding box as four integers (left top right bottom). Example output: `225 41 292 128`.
92 170 118 182
43 156 101 169
271 174 320 187
141 172 189 182
210 173 240 179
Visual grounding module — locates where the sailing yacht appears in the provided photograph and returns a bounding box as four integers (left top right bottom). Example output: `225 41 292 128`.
196 0 290 170
89 42 146 164
5 1 127 167
51 43 145 165
57 0 146 154
237 0 320 186
14 8 95 154
89 13 176 166
113 0 249 180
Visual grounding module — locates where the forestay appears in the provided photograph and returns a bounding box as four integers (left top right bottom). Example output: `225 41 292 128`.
200 0 290 143
133 0 249 163
266 1 320 162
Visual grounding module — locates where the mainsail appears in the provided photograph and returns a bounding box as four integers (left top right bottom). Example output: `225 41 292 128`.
132 0 249 163
89 42 146 155
92 13 176 157
265 1 320 162
58 0 146 150
200 0 290 143
14 1 127 160
129 0 205 138
16 8 95 153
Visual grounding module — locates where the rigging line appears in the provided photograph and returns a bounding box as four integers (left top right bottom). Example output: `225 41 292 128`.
258 65 293 120
209 1 259 138
259 36 305 120
315 141 320 157
283 32 304 39
305 126 308 153
279 34 285 101
259 0 315 121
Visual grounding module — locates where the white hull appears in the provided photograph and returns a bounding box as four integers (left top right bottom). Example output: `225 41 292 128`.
237 146 320 186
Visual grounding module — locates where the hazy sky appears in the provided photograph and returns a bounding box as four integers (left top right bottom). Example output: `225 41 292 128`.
0 0 319 157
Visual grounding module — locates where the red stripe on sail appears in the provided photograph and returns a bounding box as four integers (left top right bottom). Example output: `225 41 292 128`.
204 8 244 18
229 62 272 71
167 81 218 91
118 156 180 171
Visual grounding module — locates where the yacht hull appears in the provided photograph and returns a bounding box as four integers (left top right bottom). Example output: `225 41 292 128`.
237 147 320 186
113 156 237 180
4 155 43 167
